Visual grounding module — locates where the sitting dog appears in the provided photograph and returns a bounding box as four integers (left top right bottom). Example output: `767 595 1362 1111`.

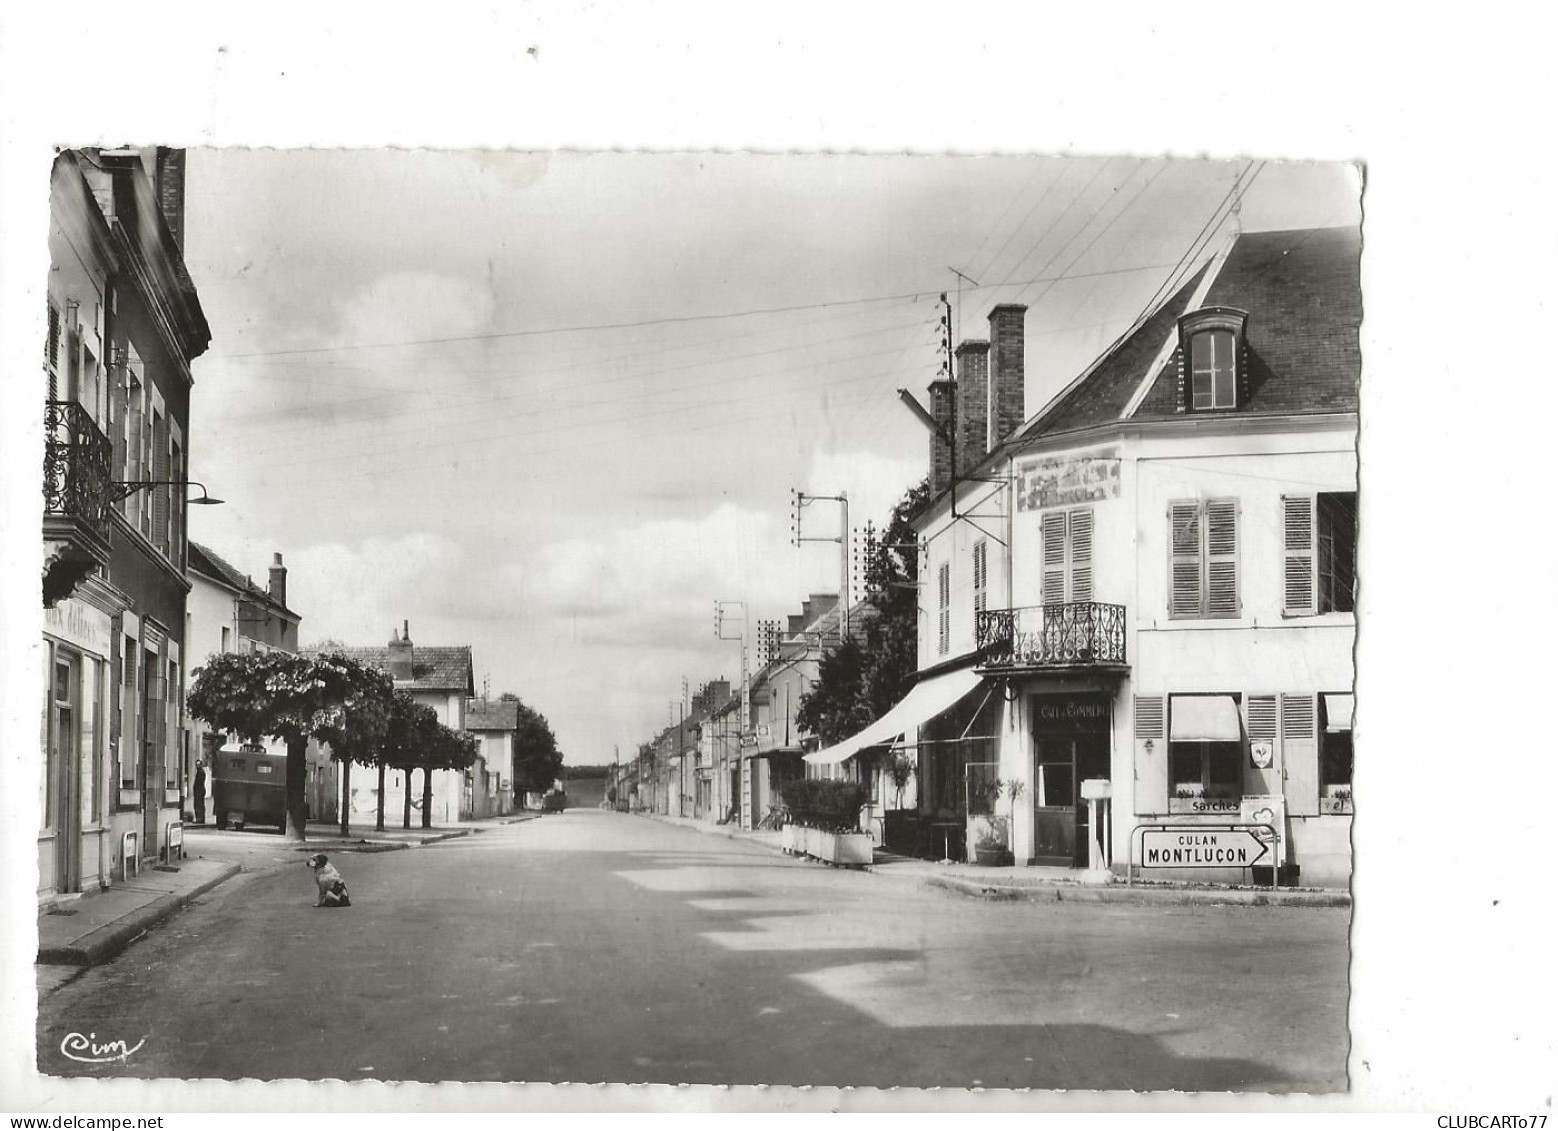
304 853 351 908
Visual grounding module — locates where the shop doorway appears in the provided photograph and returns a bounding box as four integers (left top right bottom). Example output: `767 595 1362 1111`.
50 651 81 893
1031 693 1111 867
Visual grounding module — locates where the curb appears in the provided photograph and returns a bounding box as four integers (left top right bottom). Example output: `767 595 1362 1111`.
37 862 244 967
923 874 1351 908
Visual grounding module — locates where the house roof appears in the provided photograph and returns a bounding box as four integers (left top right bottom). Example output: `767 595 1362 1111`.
465 699 520 731
1013 225 1361 446
188 541 299 620
325 645 476 694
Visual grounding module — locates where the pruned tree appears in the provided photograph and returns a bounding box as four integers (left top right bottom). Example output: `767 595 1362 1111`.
418 721 479 829
188 650 393 841
371 690 439 832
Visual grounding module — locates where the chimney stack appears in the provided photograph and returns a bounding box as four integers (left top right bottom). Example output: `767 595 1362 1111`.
988 304 1027 448
155 147 186 249
928 377 954 496
268 552 288 609
388 620 414 681
955 340 990 475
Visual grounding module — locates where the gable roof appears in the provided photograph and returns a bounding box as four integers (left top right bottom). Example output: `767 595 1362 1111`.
188 541 298 619
1014 225 1361 446
325 645 476 695
465 699 520 731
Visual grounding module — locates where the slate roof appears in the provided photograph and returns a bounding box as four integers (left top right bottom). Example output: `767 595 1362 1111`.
188 541 298 619
1014 225 1361 445
326 645 476 695
465 699 520 731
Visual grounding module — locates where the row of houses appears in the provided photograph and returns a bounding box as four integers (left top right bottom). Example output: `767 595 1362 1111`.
35 149 526 905
615 223 1360 889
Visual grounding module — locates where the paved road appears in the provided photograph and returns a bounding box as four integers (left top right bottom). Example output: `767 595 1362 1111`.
38 810 1348 1090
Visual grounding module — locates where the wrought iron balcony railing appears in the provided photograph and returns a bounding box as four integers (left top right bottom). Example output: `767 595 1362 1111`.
976 602 1127 669
43 399 112 540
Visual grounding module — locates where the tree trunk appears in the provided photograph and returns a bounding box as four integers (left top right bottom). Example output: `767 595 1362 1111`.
402 767 413 829
339 757 352 839
421 766 433 829
284 734 308 842
375 761 386 832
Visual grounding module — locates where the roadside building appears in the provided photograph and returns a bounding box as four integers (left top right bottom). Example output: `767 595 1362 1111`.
811 225 1360 887
40 148 211 901
329 622 476 826
463 697 518 818
183 545 337 824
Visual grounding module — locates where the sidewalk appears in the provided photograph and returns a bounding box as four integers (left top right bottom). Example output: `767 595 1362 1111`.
633 811 1351 908
37 812 542 985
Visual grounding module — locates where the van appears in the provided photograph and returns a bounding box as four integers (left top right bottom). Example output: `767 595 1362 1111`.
212 743 288 832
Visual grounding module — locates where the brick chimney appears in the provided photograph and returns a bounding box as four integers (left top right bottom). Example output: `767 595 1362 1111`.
955 340 990 475
155 147 186 249
988 305 1027 448
268 552 288 609
388 619 414 681
928 377 954 496
807 594 839 627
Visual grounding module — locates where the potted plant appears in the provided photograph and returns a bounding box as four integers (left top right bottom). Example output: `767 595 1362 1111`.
973 779 1024 866
778 778 873 867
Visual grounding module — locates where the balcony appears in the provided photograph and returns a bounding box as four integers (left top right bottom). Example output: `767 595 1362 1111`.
42 399 113 605
976 602 1128 671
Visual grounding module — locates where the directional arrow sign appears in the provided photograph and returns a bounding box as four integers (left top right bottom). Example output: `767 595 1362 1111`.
1139 828 1270 868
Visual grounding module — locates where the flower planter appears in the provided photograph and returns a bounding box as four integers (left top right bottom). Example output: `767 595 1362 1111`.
782 824 873 868
973 843 1011 867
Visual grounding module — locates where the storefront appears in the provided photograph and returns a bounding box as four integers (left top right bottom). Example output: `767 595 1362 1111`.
39 586 121 901
1030 691 1113 867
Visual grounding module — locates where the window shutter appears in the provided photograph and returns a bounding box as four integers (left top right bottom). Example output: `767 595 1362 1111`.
973 541 987 613
46 303 61 400
938 563 950 655
1280 693 1320 816
1283 495 1317 615
1133 695 1168 815
1041 511 1067 605
1068 508 1093 603
152 414 170 553
1205 500 1239 617
1246 694 1280 795
1168 501 1202 618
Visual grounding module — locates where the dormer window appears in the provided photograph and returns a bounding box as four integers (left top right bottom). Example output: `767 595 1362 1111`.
1177 307 1248 412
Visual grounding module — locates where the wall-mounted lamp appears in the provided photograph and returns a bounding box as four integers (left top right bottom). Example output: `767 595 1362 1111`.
110 479 225 505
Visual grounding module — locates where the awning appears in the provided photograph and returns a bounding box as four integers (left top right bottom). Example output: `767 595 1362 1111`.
803 666 984 768
1323 693 1354 733
1169 694 1242 742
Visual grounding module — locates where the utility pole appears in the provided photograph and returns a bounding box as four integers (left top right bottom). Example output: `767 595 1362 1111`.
790 489 851 641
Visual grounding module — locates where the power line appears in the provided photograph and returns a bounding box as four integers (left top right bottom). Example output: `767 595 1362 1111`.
214 260 1183 361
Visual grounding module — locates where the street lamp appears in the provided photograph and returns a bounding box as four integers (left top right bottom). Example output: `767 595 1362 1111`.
111 479 225 505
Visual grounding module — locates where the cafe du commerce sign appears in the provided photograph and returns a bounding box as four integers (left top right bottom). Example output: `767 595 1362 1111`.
1034 694 1111 733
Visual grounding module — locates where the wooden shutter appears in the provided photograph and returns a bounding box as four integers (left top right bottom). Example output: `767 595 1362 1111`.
1283 495 1317 615
938 563 950 655
1068 508 1094 602
46 303 61 400
973 540 987 613
1205 500 1239 617
1245 694 1281 795
1280 693 1320 816
1041 511 1066 605
151 412 169 553
1133 694 1168 815
1168 501 1202 618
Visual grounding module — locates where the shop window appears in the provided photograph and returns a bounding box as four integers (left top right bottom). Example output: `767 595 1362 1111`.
1283 492 1357 615
1320 692 1354 813
1168 499 1239 619
1168 694 1243 813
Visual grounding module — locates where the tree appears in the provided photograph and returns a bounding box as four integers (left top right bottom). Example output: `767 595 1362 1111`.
373 690 440 832
418 721 479 829
795 478 928 746
501 693 564 798
188 651 393 842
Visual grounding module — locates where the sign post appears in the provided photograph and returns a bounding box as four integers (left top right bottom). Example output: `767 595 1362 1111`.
1129 824 1278 891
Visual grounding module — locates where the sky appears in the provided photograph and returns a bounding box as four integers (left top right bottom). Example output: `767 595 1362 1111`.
179 152 1361 763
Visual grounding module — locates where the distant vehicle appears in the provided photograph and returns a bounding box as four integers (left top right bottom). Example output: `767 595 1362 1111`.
541 788 568 814
212 743 288 832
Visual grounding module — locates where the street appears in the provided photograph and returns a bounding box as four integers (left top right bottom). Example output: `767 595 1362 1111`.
38 810 1348 1091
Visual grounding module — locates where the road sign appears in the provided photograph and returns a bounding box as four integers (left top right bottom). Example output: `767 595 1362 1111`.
1139 827 1270 868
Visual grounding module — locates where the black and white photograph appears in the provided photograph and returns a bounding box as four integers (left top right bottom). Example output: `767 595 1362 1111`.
2 3 1553 1121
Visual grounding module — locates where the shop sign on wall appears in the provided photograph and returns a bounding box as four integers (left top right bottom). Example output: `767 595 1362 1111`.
1016 450 1120 511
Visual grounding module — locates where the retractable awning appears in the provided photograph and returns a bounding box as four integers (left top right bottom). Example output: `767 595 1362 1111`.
1169 694 1242 742
803 666 984 768
1323 693 1354 732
